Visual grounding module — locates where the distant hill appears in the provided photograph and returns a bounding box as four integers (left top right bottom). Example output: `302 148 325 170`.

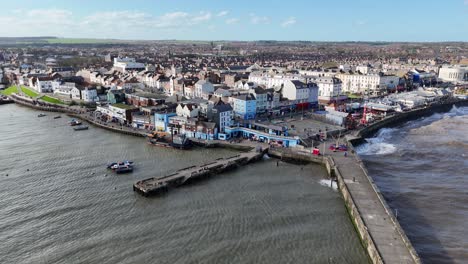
0 37 126 45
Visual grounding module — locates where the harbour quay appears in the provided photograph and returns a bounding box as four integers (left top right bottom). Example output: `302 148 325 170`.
133 147 266 196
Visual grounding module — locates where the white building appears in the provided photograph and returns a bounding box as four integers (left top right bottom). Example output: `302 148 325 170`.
281 80 311 102
314 77 342 100
438 65 468 83
113 57 146 73
194 80 214 99
248 71 304 88
176 103 199 118
52 81 76 97
355 65 370 74
71 87 98 102
33 77 54 93
337 73 399 94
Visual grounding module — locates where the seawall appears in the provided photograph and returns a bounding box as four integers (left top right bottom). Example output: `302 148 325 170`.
355 100 468 142
268 147 420 264
10 94 146 137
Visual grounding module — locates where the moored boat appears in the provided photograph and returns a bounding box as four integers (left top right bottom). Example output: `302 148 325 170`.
73 125 89 131
69 119 82 126
107 160 134 174
147 132 192 150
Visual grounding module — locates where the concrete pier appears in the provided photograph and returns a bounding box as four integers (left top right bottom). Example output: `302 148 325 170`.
133 148 266 196
268 147 421 264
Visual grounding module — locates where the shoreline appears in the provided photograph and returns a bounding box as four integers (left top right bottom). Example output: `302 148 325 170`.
6 93 468 264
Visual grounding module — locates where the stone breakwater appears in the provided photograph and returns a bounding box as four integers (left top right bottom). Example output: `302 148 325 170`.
268 147 421 264
355 99 468 141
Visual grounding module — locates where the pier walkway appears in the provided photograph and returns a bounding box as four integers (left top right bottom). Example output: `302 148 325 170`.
268 143 420 264
332 149 419 264
133 148 265 196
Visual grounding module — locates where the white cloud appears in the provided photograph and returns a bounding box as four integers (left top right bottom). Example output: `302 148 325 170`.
281 17 296 28
191 11 212 23
216 11 229 17
0 9 215 38
225 18 239 25
0 9 76 37
250 13 270 25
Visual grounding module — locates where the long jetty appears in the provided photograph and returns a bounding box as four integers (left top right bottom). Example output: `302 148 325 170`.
133 148 266 196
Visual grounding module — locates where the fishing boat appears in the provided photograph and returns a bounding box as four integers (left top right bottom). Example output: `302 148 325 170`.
53 115 62 119
107 160 134 169
73 125 89 131
147 132 192 150
37 113 46 117
69 119 82 126
115 165 133 174
0 96 13 105
107 160 134 174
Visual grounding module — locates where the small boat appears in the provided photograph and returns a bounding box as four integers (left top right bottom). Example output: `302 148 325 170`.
54 115 62 119
107 161 134 174
69 119 82 126
147 132 192 150
38 113 46 117
107 160 133 169
115 165 133 174
73 125 89 131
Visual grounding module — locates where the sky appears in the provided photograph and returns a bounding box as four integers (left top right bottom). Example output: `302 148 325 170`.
0 0 467 42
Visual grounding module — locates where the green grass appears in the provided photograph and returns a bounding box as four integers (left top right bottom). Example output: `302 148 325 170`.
21 86 39 97
40 95 66 105
0 86 19 95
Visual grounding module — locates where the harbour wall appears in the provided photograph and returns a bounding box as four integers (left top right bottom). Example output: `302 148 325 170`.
354 99 468 143
268 148 420 264
10 94 146 137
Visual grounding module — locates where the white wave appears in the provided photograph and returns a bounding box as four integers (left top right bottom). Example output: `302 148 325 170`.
374 127 398 140
319 179 338 191
262 154 270 160
356 142 397 155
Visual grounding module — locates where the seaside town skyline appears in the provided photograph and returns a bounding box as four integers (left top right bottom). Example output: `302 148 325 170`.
1 1 467 264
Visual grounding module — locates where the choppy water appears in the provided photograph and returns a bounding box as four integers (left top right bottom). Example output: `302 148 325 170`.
0 104 367 264
357 106 468 263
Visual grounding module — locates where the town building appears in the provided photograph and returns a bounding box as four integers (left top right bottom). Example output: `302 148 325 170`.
71 86 98 102
438 65 468 83
337 73 400 94
113 57 146 73
52 81 76 97
212 100 233 134
194 80 214 99
230 94 256 120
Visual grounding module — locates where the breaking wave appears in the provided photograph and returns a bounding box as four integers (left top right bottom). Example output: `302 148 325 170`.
356 128 398 155
318 179 338 191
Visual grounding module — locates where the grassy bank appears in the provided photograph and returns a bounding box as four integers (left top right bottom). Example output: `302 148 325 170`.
40 95 65 105
0 86 19 95
21 86 39 97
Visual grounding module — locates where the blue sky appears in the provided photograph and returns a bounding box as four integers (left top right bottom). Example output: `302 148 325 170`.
0 0 467 41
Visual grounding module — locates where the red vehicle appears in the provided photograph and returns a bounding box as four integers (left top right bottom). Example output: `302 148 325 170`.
329 144 348 152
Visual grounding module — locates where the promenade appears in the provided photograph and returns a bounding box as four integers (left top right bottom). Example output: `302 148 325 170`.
331 149 419 264
268 142 421 264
